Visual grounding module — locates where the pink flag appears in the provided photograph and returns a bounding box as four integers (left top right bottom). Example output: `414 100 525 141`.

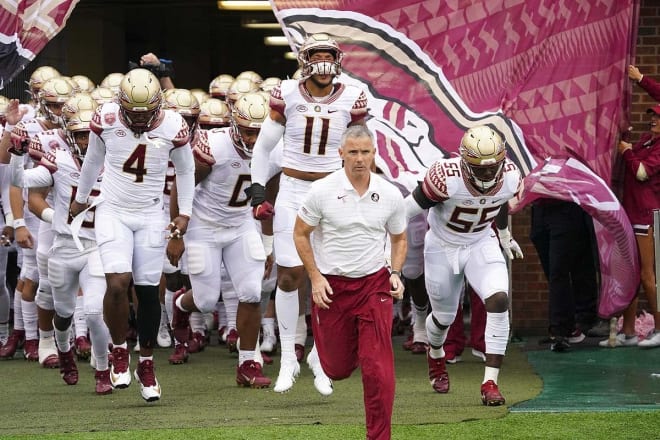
0 0 80 89
272 0 640 316
510 158 639 318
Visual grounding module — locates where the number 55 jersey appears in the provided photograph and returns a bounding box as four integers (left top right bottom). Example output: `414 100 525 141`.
422 156 522 246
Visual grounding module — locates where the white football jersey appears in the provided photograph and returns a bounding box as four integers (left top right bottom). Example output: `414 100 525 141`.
89 103 189 210
271 79 367 173
191 128 253 227
22 149 102 241
29 128 68 162
422 156 521 246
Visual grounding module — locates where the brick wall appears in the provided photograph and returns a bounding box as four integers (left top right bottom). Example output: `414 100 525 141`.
510 1 657 336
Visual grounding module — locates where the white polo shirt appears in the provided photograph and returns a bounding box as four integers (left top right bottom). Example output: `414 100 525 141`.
298 169 406 278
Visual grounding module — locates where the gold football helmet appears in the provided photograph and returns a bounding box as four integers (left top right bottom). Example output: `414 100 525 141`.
459 125 506 191
71 75 96 93
297 33 343 77
198 98 231 129
226 78 260 108
90 87 115 105
100 72 125 93
189 88 210 106
162 88 201 131
117 68 162 133
208 74 235 101
230 92 268 157
39 77 74 125
28 66 61 101
236 70 263 85
260 77 281 92
62 93 98 160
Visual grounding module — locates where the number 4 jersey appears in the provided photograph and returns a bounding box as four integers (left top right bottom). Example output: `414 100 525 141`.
89 102 189 209
422 156 522 246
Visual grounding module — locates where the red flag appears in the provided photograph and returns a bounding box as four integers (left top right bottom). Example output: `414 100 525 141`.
272 0 640 317
0 0 80 90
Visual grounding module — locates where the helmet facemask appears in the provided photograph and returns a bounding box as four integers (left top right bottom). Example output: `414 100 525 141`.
298 34 344 79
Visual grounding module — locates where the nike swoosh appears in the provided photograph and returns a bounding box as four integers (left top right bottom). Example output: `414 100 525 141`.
328 109 338 113
380 297 388 302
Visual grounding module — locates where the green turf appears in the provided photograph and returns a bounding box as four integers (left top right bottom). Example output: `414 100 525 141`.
0 338 540 436
512 345 660 412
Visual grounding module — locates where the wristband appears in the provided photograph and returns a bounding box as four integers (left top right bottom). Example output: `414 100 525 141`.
13 218 26 229
4 212 14 226
262 234 273 255
41 208 54 224
4 123 15 133
391 270 402 277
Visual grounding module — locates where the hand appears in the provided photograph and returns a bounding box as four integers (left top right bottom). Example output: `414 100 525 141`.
628 65 643 82
253 201 274 220
166 236 185 267
167 215 190 239
248 183 274 220
140 53 160 67
5 99 28 126
15 225 33 249
497 228 524 260
617 141 632 155
69 200 88 217
389 273 404 300
310 275 333 310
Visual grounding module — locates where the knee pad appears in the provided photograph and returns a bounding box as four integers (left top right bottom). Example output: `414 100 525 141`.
35 278 54 311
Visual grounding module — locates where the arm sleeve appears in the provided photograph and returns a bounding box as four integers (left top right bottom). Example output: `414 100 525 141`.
75 131 105 203
251 116 285 186
622 144 660 181
638 76 660 102
8 153 24 188
10 154 52 188
170 144 195 217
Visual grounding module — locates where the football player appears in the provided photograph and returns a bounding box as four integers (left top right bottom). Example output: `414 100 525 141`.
248 33 368 395
404 125 524 406
168 92 277 388
0 76 73 365
9 94 113 394
70 68 195 403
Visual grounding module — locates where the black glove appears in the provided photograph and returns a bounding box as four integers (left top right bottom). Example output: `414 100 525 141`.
127 60 174 79
246 183 266 206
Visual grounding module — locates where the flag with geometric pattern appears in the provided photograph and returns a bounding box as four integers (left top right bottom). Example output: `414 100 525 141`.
0 0 80 90
271 0 639 317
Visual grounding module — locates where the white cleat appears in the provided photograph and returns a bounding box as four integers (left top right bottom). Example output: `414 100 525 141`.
260 326 277 353
273 359 300 393
307 347 333 396
157 322 172 348
134 360 161 402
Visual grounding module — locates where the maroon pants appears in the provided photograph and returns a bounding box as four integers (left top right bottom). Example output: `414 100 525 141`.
312 267 394 440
